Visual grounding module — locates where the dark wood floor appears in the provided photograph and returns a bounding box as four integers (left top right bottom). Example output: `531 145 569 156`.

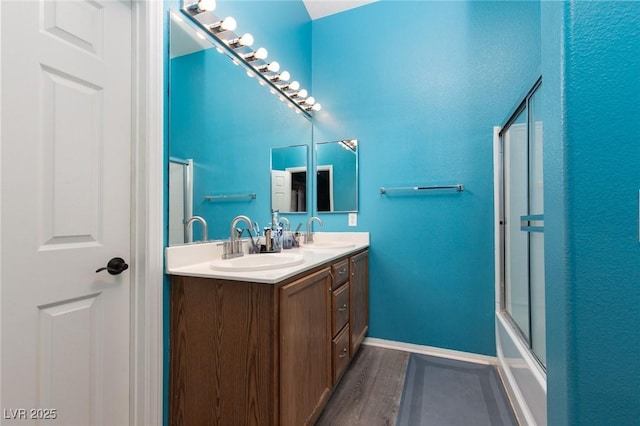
316 345 410 426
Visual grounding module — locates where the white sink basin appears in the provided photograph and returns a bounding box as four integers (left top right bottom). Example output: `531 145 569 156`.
300 241 355 250
210 253 304 272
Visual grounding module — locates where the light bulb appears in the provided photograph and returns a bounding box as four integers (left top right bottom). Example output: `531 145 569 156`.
221 17 237 31
270 70 290 83
246 70 255 78
254 47 268 60
312 103 322 111
304 96 315 105
228 33 254 48
187 0 215 13
209 16 236 32
199 0 216 11
244 47 268 61
278 71 290 81
297 89 308 98
258 61 280 73
288 81 300 91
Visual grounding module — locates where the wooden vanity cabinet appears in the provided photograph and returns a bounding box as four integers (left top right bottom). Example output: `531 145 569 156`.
279 268 332 426
350 250 369 354
329 249 370 384
169 249 369 426
170 276 278 426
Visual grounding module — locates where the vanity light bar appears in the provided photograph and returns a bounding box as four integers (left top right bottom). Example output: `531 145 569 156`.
181 0 320 116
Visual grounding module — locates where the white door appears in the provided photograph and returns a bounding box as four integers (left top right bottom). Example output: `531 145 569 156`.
1 1 133 425
271 169 292 212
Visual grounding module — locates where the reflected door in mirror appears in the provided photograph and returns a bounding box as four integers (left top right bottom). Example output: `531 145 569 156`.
271 145 308 213
315 140 358 213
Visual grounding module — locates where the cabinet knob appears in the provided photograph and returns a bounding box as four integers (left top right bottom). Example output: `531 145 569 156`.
338 304 347 312
338 348 348 359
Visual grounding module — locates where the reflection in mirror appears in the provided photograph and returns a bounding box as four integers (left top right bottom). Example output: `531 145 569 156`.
271 145 307 213
168 11 312 243
315 139 358 213
168 158 193 245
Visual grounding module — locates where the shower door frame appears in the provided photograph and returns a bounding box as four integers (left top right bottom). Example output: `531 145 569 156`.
494 77 547 426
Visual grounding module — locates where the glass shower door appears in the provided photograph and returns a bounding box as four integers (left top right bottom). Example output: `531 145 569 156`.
501 82 545 367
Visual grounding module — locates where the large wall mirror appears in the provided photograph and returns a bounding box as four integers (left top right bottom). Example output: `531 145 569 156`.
271 145 308 213
168 11 312 244
315 139 359 213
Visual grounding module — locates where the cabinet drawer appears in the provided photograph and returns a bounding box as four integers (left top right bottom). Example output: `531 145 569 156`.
332 283 349 336
332 325 350 384
331 259 349 289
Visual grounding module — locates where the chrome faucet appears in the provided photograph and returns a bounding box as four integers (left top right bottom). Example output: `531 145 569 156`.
223 215 253 259
280 216 290 231
304 216 322 244
185 216 208 243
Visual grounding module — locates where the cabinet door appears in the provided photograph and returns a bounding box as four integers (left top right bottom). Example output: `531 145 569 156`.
350 251 369 354
279 268 332 426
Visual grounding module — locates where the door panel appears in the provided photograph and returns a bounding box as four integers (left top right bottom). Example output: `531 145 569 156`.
39 295 102 426
500 82 545 367
1 1 133 424
40 65 104 248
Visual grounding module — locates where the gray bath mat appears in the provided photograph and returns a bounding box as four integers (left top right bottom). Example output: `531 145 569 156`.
396 353 517 426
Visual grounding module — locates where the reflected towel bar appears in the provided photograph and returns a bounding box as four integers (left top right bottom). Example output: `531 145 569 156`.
379 185 464 194
204 193 257 201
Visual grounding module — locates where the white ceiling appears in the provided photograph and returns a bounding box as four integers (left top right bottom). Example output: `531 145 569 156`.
302 0 378 20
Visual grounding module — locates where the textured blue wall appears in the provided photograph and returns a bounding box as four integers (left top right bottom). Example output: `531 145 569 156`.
312 1 541 355
542 1 640 424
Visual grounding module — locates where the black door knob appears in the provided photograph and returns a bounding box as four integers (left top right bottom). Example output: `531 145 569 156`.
96 257 129 275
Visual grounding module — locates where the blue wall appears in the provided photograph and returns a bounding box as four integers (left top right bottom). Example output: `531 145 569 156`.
542 1 640 424
312 1 541 356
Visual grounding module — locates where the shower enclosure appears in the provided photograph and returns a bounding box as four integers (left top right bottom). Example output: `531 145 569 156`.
494 78 546 425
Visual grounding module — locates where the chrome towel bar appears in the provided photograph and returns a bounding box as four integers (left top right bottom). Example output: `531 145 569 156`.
204 193 257 201
379 184 464 194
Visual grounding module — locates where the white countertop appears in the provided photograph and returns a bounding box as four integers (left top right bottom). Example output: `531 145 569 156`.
165 232 369 284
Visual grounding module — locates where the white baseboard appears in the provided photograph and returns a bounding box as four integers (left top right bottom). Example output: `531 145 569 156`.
363 337 497 365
